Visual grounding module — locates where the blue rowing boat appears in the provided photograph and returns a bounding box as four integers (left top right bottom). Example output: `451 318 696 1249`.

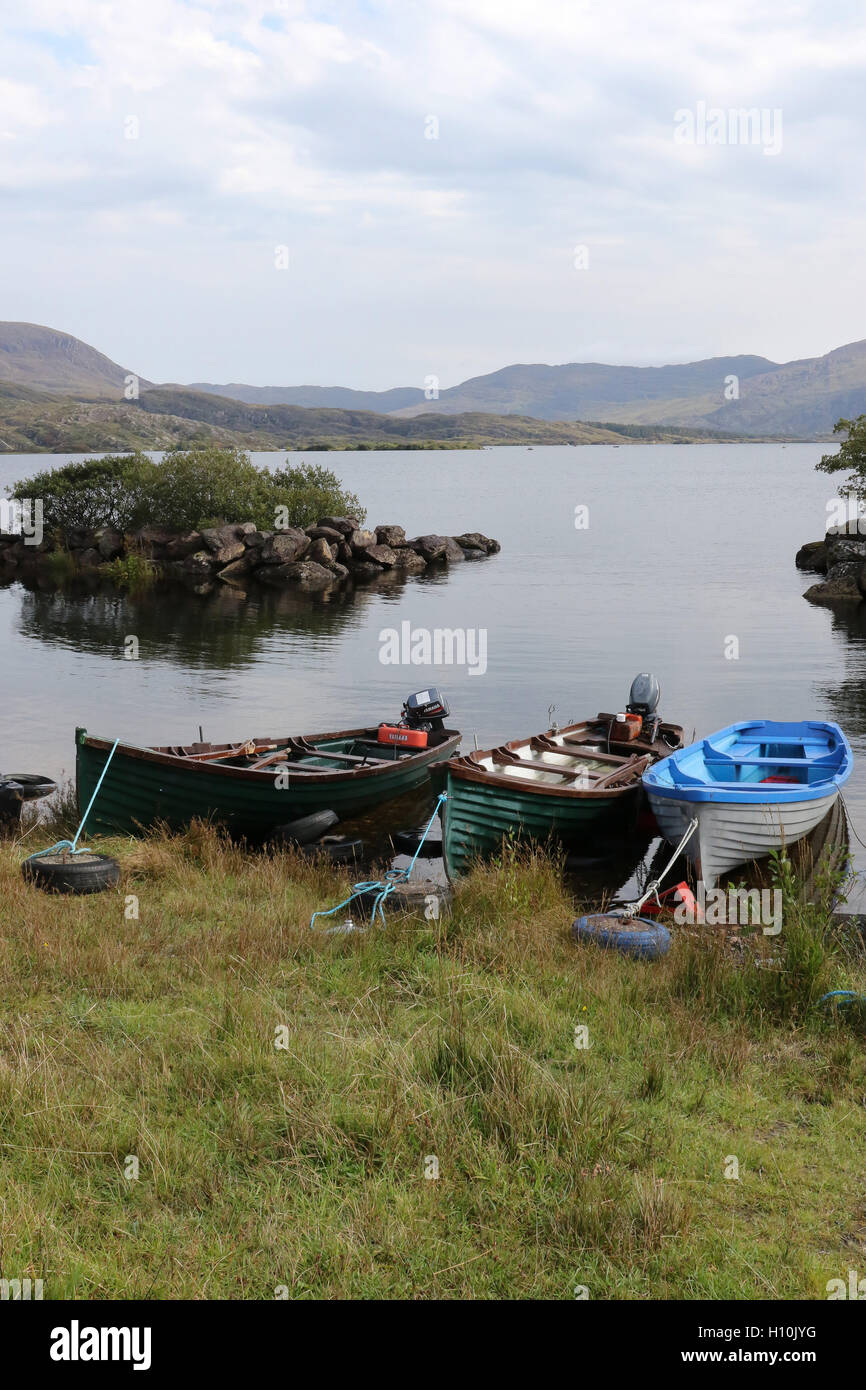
642 720 853 884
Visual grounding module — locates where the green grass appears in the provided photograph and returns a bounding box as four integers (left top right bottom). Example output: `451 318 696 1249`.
0 827 864 1300
97 554 160 591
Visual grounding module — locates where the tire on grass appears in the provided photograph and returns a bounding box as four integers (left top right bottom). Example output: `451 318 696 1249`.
571 913 670 960
22 851 120 896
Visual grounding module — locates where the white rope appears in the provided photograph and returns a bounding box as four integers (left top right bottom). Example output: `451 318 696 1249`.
619 816 699 917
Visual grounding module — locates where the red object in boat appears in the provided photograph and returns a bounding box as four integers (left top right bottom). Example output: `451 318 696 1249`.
760 775 799 783
613 712 642 742
378 724 428 748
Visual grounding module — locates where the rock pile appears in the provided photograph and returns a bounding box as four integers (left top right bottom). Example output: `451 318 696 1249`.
0 517 501 594
796 525 866 604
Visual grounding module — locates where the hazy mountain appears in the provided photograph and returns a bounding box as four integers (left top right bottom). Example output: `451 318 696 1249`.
0 322 150 396
136 387 730 449
2 321 864 438
186 382 424 412
0 376 735 454
183 344 866 435
390 355 777 420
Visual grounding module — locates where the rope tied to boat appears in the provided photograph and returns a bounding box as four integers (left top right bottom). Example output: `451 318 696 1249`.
618 816 699 917
818 989 866 1008
309 792 446 931
28 738 120 860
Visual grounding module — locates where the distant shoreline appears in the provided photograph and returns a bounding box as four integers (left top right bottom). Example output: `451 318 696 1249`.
0 433 824 457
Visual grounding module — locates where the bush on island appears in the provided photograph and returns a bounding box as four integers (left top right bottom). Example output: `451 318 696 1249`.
9 445 365 535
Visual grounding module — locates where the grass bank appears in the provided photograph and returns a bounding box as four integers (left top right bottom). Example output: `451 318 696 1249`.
0 825 864 1300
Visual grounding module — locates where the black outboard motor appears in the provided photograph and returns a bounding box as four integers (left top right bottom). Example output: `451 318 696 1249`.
626 673 661 741
401 688 450 733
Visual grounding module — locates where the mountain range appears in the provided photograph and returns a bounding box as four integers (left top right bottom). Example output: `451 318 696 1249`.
189 342 866 436
0 321 864 448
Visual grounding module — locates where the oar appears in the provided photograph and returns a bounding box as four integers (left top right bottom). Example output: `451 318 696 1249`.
184 741 273 763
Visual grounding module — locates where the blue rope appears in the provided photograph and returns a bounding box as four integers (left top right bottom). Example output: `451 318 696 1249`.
29 738 120 860
817 989 866 1008
310 792 446 930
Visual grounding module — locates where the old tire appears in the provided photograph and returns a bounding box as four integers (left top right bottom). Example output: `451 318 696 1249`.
299 835 366 866
22 851 120 896
393 826 443 858
272 810 339 845
571 913 670 960
0 773 57 802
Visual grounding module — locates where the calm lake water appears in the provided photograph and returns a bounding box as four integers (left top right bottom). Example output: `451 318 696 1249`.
2 442 864 879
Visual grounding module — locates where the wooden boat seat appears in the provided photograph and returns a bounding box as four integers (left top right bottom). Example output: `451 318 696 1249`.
296 750 388 766
591 754 650 789
490 747 607 786
247 752 336 772
490 749 572 780
289 737 388 766
534 735 628 765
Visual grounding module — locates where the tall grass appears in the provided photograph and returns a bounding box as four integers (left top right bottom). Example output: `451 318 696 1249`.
0 829 863 1299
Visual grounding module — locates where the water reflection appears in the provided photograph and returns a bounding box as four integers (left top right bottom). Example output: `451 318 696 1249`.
8 564 453 669
813 602 866 741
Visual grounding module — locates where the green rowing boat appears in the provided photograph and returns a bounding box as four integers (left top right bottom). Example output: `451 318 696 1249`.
441 677 683 877
441 734 653 878
76 703 460 838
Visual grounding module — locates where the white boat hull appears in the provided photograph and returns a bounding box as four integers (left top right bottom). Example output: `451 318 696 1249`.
646 789 839 886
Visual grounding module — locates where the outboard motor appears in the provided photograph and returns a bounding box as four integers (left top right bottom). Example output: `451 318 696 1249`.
378 689 450 749
401 688 450 733
626 673 661 741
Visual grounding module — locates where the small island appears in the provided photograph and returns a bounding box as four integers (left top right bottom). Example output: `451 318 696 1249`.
0 446 499 596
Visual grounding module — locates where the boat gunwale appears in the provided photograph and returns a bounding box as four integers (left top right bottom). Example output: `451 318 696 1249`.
77 726 462 784
643 718 853 805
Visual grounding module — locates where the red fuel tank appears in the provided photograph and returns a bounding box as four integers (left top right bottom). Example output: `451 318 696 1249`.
377 724 428 748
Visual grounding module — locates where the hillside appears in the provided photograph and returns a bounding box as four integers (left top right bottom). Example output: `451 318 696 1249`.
394 345 866 436
2 320 863 440
390 355 776 420
138 386 733 446
0 322 149 396
0 380 738 453
186 382 424 412
191 344 866 437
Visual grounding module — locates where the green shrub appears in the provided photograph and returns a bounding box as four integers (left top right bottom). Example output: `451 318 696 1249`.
9 453 158 532
268 462 365 530
9 446 365 534
98 553 160 591
142 447 273 531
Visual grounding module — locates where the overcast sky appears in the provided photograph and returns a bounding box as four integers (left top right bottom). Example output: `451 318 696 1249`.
1 0 864 389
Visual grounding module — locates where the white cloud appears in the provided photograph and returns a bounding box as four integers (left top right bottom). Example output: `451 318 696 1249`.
0 0 864 385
